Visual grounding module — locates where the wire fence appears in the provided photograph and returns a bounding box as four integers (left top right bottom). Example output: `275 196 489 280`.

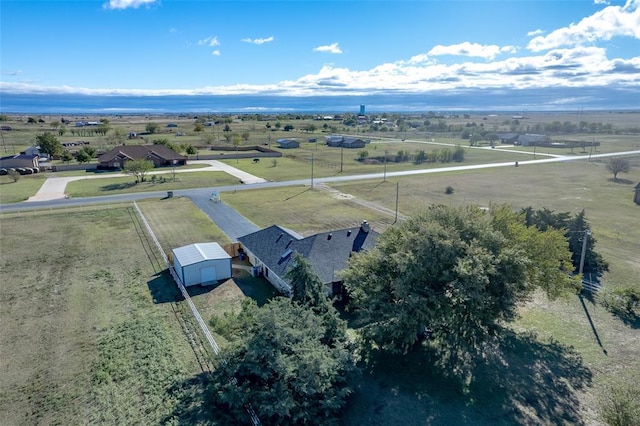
132 200 261 426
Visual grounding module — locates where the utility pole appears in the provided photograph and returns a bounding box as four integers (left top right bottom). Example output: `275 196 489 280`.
310 153 314 189
394 182 399 224
383 150 387 182
579 229 591 278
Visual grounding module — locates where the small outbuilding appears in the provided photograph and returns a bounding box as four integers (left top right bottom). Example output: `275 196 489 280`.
634 183 640 205
172 242 232 287
277 138 300 149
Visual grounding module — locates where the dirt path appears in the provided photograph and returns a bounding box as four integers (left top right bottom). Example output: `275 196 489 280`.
316 183 408 222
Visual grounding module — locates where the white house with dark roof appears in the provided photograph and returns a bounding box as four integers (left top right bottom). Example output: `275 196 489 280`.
237 221 379 297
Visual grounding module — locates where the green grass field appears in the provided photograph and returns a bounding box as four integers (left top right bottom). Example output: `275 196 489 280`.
0 173 47 203
0 207 211 425
65 170 239 197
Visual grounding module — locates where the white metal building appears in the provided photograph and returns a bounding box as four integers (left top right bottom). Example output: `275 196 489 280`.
172 242 232 287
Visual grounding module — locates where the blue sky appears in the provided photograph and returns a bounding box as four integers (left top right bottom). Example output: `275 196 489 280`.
1 0 639 100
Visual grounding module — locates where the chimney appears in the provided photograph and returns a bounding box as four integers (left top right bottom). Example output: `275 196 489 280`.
327 233 332 240
360 220 370 233
347 230 352 237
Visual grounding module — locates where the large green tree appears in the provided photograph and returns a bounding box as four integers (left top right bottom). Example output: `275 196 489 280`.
35 132 62 156
209 298 354 425
124 159 154 183
342 205 578 368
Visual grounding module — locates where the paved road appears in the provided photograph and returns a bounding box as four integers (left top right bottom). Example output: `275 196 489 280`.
187 193 260 240
2 149 639 215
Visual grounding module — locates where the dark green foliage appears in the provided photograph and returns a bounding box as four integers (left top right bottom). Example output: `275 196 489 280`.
209 298 355 425
599 286 640 322
522 207 608 277
445 185 454 194
598 382 640 426
152 138 177 152
287 252 326 308
343 205 577 373
60 150 73 162
452 145 465 162
35 132 62 156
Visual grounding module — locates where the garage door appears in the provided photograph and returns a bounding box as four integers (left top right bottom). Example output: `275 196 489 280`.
200 266 216 283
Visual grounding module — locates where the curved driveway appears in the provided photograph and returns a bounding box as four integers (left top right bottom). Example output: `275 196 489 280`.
26 159 266 202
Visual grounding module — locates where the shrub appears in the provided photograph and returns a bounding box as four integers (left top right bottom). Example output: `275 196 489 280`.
8 169 20 182
599 286 640 318
445 185 455 194
598 382 640 426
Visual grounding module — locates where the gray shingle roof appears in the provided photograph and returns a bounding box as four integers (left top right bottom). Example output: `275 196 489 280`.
238 223 378 285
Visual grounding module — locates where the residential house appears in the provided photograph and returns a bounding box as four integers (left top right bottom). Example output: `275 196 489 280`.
325 135 344 147
97 144 187 169
496 133 519 144
517 134 549 146
0 154 40 170
238 221 379 297
341 137 366 149
324 135 367 148
277 139 300 149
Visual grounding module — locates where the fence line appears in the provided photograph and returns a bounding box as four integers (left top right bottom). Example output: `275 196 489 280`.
132 201 260 426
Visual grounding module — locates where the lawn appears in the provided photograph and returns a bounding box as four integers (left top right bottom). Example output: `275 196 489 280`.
0 173 47 203
222 184 398 236
221 140 530 182
0 207 214 425
65 170 239 197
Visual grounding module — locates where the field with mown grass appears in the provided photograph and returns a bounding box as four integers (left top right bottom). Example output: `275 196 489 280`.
0 173 47 203
65 170 239 198
0 206 226 425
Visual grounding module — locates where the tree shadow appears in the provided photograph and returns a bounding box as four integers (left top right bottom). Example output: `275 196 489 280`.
161 373 231 425
605 306 640 329
284 187 312 200
100 181 139 191
354 329 593 425
147 271 183 303
607 178 633 185
578 294 608 355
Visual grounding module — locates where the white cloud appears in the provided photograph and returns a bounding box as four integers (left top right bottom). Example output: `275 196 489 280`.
428 42 518 60
594 0 610 5
242 36 274 45
198 36 220 47
211 50 221 56
169 28 178 33
3 70 23 76
313 43 342 54
103 0 158 10
528 0 640 51
527 29 545 37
